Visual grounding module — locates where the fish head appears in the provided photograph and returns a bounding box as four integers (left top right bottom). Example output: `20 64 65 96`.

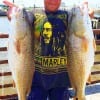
10 7 32 39
70 6 90 38
10 7 28 22
70 5 93 39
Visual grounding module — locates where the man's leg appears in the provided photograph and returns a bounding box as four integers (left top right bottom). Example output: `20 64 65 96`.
27 86 48 100
48 87 70 100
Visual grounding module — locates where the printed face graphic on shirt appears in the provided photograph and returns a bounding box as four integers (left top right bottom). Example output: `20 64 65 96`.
40 19 66 56
42 22 52 44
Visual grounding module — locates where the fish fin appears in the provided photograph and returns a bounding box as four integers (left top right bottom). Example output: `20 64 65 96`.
14 40 20 54
93 39 96 52
86 74 91 85
81 37 88 52
12 80 16 88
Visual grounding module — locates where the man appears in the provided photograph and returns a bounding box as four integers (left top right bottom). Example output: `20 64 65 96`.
28 0 70 100
4 0 94 100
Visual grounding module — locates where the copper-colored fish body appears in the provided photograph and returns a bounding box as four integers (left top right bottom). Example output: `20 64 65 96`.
67 6 95 100
8 8 34 100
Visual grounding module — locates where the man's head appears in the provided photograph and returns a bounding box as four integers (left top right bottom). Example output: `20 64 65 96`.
44 0 61 12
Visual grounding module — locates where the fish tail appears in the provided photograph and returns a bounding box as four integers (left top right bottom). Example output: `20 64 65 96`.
76 86 86 100
73 97 86 100
75 95 86 100
17 85 27 100
26 86 31 97
18 93 26 100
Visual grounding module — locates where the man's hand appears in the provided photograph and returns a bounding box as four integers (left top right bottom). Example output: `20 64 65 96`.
3 0 18 20
82 0 94 18
89 9 94 19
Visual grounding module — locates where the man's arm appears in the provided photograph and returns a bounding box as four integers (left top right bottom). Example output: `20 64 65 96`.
3 0 18 20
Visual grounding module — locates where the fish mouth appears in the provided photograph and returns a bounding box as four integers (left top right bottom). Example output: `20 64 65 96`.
20 8 30 24
21 8 27 18
12 8 26 19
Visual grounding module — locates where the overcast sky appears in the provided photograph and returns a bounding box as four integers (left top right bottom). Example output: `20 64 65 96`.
0 0 100 9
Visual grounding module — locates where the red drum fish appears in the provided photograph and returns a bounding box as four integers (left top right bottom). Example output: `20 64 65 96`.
67 4 96 100
8 7 34 100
